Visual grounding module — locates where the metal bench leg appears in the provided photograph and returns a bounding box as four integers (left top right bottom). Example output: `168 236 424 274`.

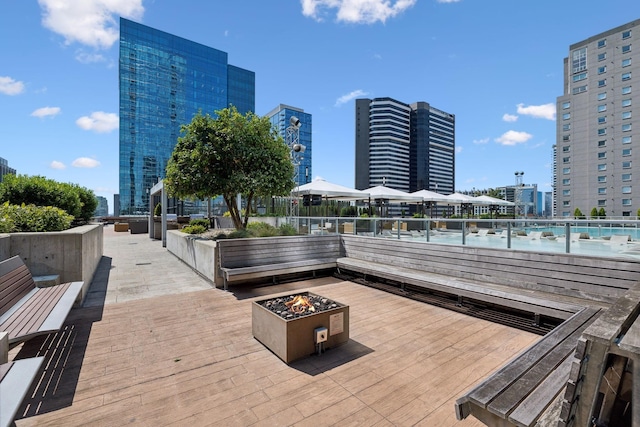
457 295 463 307
534 313 541 327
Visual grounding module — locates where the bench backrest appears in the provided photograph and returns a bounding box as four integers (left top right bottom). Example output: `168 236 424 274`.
0 256 36 317
218 234 342 269
340 235 640 304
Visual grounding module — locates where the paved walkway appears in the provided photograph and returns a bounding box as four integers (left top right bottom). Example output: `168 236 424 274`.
11 226 539 426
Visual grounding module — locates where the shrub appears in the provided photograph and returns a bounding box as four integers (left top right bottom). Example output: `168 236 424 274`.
0 175 81 218
180 224 207 235
247 221 279 237
189 218 209 229
279 223 297 236
340 206 357 217
228 229 252 239
154 203 162 216
0 202 73 232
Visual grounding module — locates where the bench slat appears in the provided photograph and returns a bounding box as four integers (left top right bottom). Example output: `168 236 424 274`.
0 357 44 427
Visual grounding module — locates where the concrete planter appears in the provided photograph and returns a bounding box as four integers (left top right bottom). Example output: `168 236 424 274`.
252 292 349 364
166 230 217 286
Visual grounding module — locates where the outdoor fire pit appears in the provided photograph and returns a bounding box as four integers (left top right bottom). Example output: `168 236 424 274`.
252 292 349 364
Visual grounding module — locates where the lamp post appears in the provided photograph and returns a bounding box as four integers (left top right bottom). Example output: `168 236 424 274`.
514 171 524 218
286 116 305 221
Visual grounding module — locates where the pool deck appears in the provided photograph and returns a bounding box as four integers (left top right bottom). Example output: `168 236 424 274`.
10 225 539 426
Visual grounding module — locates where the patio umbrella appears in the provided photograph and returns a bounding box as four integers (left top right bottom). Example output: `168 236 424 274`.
363 185 423 217
294 178 369 200
474 195 514 219
410 189 452 216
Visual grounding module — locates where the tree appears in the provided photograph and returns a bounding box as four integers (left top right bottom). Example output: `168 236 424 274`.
598 207 606 218
165 107 294 230
590 207 598 218
574 208 584 219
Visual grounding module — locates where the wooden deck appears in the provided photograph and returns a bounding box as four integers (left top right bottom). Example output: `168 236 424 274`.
11 277 539 426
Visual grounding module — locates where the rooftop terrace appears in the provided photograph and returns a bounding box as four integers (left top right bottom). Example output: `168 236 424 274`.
9 226 540 426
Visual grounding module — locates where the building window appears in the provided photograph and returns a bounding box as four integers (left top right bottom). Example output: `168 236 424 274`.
622 58 632 67
598 52 606 61
573 72 588 82
598 176 607 183
623 99 632 107
598 104 607 112
563 124 571 131
623 136 632 144
572 47 587 73
598 140 606 147
562 189 571 196
597 66 606 74
622 45 631 53
622 86 632 95
623 186 632 194
563 201 571 207
598 152 606 159
562 112 571 120
563 135 570 142
623 123 632 132
562 101 571 109
563 156 571 163
598 39 607 48
573 85 587 94
623 30 631 39
598 92 607 100
623 148 632 156
563 178 570 185
623 161 632 169
598 187 607 195
598 164 607 171
622 72 631 81
598 79 607 87
622 199 632 206
598 116 607 124
562 145 570 152
622 111 632 120
598 200 607 207
623 173 632 182
598 128 607 135
563 167 571 174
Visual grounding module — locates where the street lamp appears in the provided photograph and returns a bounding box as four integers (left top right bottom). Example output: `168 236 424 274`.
514 171 524 218
286 116 305 219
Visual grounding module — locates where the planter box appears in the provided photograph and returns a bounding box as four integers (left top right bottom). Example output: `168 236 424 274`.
252 292 349 364
114 223 129 232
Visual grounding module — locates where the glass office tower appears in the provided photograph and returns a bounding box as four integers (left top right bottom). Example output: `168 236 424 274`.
266 104 312 188
119 18 255 214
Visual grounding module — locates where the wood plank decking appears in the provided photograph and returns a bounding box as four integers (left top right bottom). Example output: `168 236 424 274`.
11 277 539 426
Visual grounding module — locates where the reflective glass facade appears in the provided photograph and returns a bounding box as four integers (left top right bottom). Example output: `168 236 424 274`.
0 157 16 183
119 18 255 214
266 105 312 187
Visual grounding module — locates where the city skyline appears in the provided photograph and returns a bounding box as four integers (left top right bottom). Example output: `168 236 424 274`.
1 1 639 211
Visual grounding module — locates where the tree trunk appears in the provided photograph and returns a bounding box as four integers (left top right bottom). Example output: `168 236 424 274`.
223 194 243 229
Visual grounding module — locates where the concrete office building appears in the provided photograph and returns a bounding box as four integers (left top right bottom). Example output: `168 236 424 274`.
355 97 455 194
266 104 312 188
119 18 255 215
556 19 640 217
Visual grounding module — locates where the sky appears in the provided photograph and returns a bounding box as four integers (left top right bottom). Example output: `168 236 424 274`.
2 0 640 213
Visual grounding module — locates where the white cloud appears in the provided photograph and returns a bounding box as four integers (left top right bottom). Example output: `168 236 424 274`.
473 137 490 145
335 89 369 107
455 146 463 154
50 160 66 170
301 0 416 24
224 30 229 37
31 106 61 118
437 0 461 3
38 0 144 49
502 113 518 122
76 111 118 133
516 103 556 120
495 130 533 146
72 157 101 168
75 50 107 64
0 76 25 95
373 53 382 60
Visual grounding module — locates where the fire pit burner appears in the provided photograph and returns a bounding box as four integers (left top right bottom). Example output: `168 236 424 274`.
252 292 350 363
258 294 340 318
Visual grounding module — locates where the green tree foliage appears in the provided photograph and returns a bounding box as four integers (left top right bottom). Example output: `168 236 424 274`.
574 208 584 219
0 202 73 232
598 207 606 218
71 184 98 223
165 107 294 229
590 207 599 218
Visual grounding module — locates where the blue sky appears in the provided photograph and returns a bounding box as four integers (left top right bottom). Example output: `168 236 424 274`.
1 0 639 213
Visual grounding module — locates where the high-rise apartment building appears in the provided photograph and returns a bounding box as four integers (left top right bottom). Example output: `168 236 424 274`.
119 18 255 215
355 97 455 194
0 157 16 183
556 19 639 217
95 196 109 217
266 104 312 187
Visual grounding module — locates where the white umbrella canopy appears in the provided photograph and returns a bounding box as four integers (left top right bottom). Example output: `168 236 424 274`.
363 185 423 203
293 178 369 200
442 192 475 205
474 195 515 206
410 189 452 203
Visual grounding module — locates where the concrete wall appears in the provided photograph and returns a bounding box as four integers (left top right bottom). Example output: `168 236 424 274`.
166 230 218 286
0 234 9 261
6 224 104 302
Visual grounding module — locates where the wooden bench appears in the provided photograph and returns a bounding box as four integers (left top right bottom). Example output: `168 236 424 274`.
217 234 341 290
455 306 602 426
0 255 83 347
0 332 44 427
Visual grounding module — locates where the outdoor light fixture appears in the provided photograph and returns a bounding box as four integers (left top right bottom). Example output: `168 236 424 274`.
292 143 306 153
290 116 301 128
